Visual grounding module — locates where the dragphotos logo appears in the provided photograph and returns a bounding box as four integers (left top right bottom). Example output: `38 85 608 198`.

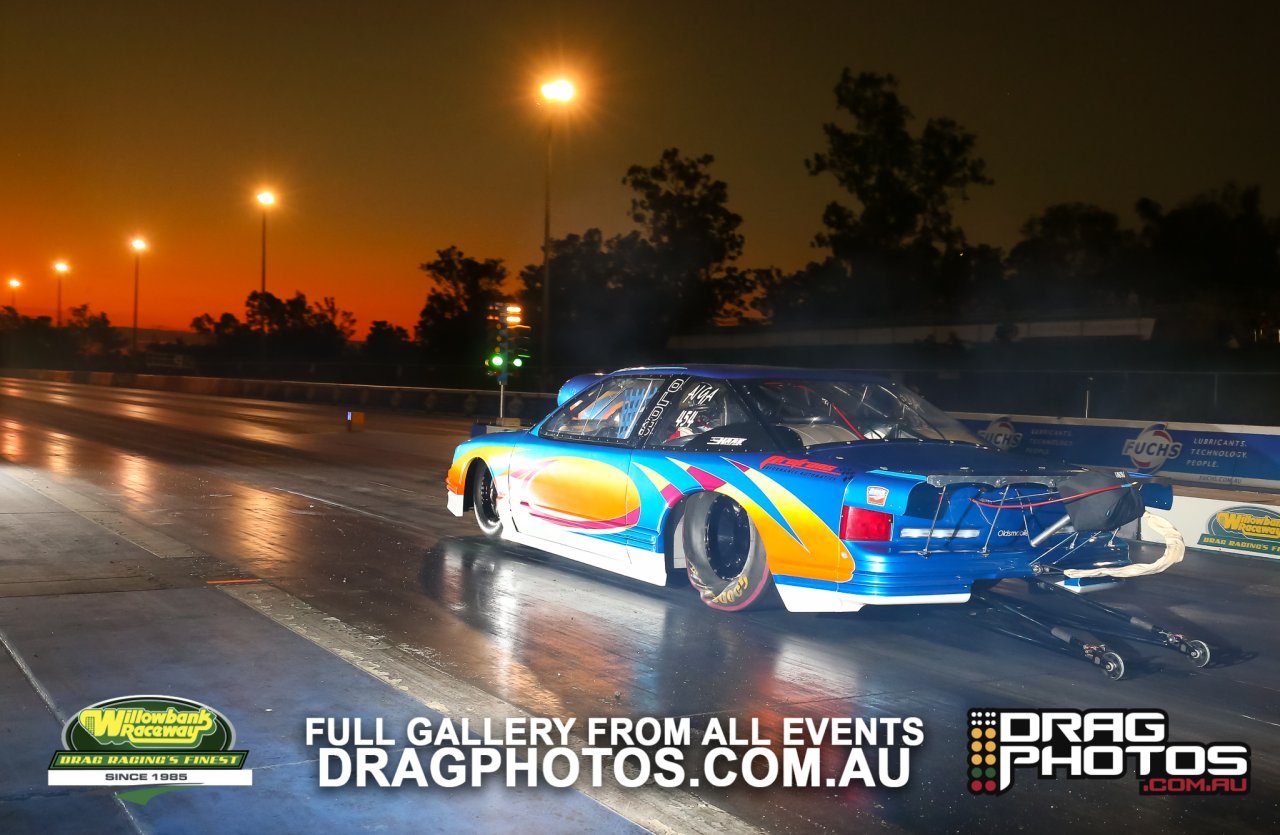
1122 424 1182 472
967 709 1249 796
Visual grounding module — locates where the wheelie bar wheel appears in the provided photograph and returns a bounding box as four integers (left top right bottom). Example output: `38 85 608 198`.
1180 638 1211 668
1084 645 1126 681
1035 580 1216 668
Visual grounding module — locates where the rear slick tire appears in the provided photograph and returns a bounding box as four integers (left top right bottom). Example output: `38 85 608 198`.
680 492 776 612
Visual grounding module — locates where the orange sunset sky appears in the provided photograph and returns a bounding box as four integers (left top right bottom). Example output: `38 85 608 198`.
4 1 1277 335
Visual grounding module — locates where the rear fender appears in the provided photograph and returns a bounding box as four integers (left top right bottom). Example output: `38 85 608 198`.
841 472 925 514
662 493 695 571
669 484 850 584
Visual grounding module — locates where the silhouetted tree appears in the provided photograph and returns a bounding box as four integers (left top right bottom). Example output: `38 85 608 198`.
306 296 358 347
363 320 413 363
0 310 79 366
415 247 507 370
244 291 288 335
622 148 745 329
191 291 355 360
960 244 1009 315
803 70 992 317
518 148 749 367
191 312 252 352
758 258 853 325
1136 184 1279 305
713 265 770 322
1006 203 1138 311
67 304 124 356
1135 184 1280 343
519 229 657 364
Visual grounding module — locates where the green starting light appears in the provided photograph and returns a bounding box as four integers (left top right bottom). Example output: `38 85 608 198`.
491 354 504 367
512 357 523 367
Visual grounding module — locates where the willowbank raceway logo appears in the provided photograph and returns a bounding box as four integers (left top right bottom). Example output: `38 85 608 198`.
966 709 1249 796
1200 505 1280 557
49 695 251 803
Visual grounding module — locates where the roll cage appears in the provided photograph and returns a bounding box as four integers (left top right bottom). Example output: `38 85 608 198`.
535 372 982 452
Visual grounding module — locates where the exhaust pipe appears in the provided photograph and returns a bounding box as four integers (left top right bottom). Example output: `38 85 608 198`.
1030 514 1072 547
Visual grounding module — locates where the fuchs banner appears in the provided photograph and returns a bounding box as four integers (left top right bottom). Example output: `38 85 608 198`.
956 413 1280 492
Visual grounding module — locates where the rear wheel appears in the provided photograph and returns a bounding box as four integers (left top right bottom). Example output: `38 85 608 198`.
470 462 503 537
680 492 775 611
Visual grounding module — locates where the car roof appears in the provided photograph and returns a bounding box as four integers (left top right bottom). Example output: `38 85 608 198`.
604 364 895 384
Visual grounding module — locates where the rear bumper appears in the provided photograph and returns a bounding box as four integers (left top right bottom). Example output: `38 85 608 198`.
772 540 1131 612
774 577 969 613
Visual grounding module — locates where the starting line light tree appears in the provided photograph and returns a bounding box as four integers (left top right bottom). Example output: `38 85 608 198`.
485 302 506 381
485 302 529 387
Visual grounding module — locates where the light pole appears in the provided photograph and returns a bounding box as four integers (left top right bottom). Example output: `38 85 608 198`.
257 190 275 295
53 261 69 327
7 278 19 308
257 190 275 363
539 78 574 387
131 238 147 354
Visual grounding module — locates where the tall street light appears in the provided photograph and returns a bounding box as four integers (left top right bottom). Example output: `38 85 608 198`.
53 261 69 327
7 278 19 308
131 238 147 354
257 190 276 363
539 78 574 386
256 190 275 295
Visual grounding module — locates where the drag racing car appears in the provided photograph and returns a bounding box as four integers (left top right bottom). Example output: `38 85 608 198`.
445 366 1186 625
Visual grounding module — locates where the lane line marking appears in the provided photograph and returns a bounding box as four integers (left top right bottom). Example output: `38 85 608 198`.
3 468 205 559
368 480 419 495
0 625 147 833
220 582 760 835
1240 714 1280 729
272 487 434 534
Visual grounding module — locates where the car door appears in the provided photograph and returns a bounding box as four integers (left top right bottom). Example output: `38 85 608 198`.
627 376 848 587
626 376 766 553
505 374 668 565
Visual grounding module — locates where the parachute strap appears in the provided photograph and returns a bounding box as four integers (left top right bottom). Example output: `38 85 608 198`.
1063 512 1185 579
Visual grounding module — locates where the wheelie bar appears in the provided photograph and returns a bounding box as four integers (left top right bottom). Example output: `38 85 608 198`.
1031 578 1211 670
974 590 1127 680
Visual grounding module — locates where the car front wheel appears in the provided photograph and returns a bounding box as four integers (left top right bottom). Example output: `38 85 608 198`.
470 462 503 537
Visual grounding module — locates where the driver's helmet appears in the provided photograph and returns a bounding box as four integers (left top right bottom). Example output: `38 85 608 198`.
671 393 722 437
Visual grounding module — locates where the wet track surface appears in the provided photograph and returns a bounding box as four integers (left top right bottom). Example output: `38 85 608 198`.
2 377 1278 833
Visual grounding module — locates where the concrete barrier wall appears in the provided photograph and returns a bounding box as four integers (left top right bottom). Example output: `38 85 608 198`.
5 369 560 423
956 412 1280 492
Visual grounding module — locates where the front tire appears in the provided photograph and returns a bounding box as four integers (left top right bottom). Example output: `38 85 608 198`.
679 492 775 611
470 462 503 537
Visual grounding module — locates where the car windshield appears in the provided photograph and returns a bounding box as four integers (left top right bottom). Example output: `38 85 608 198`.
735 379 979 446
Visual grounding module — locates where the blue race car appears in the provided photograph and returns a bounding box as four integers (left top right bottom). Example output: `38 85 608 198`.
446 366 1170 614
